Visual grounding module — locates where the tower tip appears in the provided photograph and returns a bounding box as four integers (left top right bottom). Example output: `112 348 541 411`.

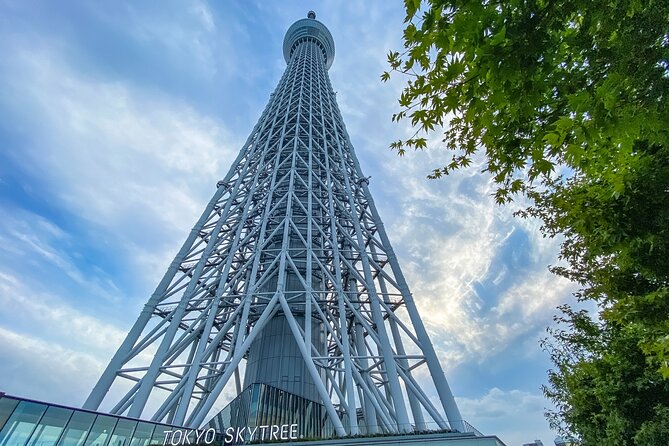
307 11 316 19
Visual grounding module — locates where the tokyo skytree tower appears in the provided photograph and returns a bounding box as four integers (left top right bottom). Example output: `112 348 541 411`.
84 12 467 438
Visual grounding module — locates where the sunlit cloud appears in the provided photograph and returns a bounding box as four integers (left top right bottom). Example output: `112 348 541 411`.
457 387 553 445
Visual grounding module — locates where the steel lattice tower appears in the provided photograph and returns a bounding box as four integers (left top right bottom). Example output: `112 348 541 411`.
84 12 466 437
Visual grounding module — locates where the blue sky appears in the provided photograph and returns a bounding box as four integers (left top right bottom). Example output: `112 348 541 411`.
0 2 576 445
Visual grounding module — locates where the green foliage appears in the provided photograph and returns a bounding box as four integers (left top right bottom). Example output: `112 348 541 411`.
530 143 669 444
385 0 668 203
635 407 669 445
543 305 669 445
388 0 669 443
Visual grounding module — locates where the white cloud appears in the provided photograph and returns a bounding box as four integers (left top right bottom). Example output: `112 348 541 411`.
0 326 105 407
375 149 571 368
190 1 216 33
2 44 239 286
0 22 240 406
118 1 219 78
457 387 555 445
493 270 574 322
8 210 116 284
0 267 162 413
0 271 125 354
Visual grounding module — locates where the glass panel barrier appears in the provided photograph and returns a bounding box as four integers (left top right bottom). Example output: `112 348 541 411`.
128 422 154 446
57 411 96 446
27 405 73 446
107 419 136 446
84 415 117 446
0 401 47 446
0 398 19 433
148 425 171 446
0 398 186 446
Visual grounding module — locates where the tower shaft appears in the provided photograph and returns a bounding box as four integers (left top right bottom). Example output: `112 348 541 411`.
84 13 466 438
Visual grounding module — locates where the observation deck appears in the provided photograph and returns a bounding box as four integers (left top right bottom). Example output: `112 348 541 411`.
283 11 335 69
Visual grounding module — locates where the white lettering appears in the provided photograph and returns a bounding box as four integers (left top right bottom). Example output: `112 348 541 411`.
204 428 216 444
195 430 205 443
235 427 245 443
183 430 192 445
216 424 299 443
170 430 183 446
224 427 234 443
248 426 258 441
162 430 173 446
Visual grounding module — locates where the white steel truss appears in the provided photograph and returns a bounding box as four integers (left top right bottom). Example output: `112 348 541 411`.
84 12 467 437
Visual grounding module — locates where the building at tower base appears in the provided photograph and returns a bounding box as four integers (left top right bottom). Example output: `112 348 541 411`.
0 393 507 446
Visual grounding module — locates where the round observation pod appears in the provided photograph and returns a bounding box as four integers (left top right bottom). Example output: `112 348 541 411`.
283 11 335 69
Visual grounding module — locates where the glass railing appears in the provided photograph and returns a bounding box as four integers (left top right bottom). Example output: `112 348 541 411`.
0 391 484 446
0 393 181 446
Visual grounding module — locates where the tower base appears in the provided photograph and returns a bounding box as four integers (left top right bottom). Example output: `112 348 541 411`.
244 431 507 446
207 383 338 442
205 384 507 446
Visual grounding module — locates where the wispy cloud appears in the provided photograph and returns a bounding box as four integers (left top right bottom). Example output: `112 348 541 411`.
0 271 124 353
1 41 239 285
376 148 572 367
457 387 553 445
0 8 239 409
0 326 105 406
